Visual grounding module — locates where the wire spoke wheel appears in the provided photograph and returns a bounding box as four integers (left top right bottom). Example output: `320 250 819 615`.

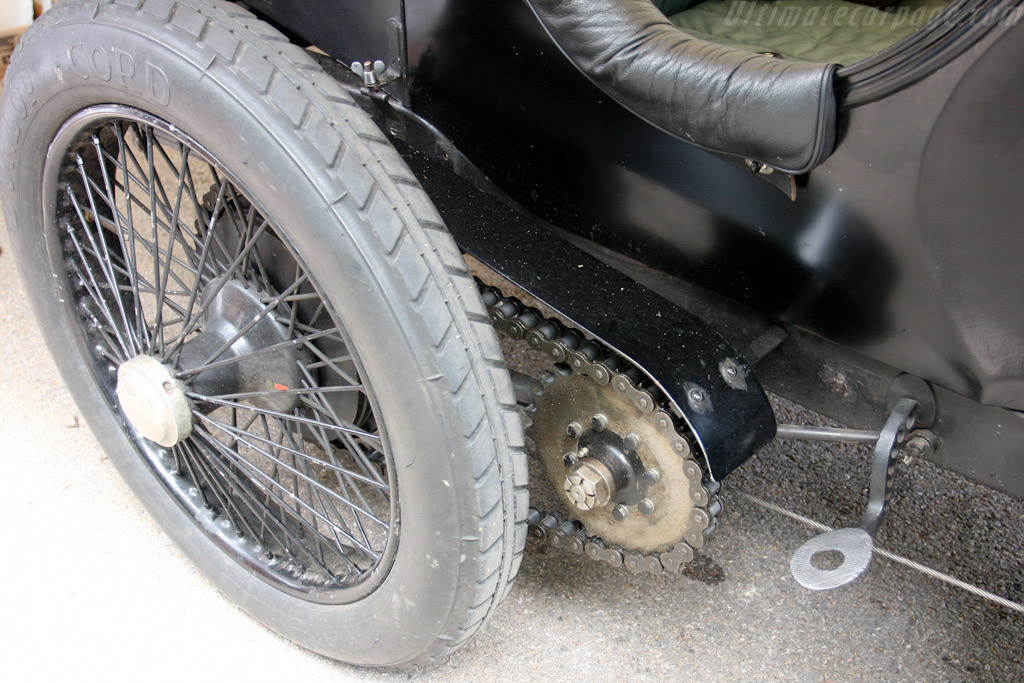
2 0 526 666
48 106 397 602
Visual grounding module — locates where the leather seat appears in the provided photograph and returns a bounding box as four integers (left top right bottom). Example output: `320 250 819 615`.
526 0 838 173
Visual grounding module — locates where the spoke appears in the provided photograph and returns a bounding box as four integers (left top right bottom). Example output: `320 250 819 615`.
294 361 386 488
200 384 365 402
96 155 215 283
180 440 295 559
306 301 327 330
302 338 359 386
186 395 381 443
194 412 390 527
192 424 380 559
177 441 250 539
86 136 152 343
176 433 214 510
292 448 341 566
190 429 355 575
112 123 153 350
92 210 204 295
65 227 134 360
305 354 354 372
66 185 141 355
175 326 341 379
145 127 163 353
278 319 349 349
163 207 271 362
197 413 388 491
275 419 369 557
150 133 191 356
162 177 231 361
289 409 377 550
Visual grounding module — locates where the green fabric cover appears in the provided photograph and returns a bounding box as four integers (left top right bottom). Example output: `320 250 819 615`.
669 0 950 65
653 0 704 13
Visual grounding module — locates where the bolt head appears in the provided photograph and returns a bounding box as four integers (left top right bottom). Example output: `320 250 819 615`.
562 451 578 468
623 433 641 452
591 413 608 431
612 504 630 522
688 388 705 405
566 422 583 439
638 498 655 516
905 435 929 457
642 468 661 486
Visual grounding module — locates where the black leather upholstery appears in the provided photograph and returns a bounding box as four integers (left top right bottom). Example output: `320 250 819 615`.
524 0 838 173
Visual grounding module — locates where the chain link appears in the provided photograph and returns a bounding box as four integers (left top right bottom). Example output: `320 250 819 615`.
479 281 722 575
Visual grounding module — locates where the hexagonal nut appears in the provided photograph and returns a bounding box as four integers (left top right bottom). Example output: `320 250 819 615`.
563 459 615 511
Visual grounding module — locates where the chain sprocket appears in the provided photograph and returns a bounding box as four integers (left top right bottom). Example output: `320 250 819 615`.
479 282 722 575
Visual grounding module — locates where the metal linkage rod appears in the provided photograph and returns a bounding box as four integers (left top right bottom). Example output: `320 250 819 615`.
775 424 880 444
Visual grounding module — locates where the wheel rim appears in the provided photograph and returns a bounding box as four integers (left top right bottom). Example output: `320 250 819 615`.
43 105 399 603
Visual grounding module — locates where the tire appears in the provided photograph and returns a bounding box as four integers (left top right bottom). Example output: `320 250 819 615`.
0 0 527 668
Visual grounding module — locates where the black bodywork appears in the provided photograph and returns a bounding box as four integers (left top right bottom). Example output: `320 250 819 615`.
245 0 1024 498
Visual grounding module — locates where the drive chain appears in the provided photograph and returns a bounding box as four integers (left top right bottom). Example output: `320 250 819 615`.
479 282 722 575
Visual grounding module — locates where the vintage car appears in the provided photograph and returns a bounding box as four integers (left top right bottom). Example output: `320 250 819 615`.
1 0 1021 669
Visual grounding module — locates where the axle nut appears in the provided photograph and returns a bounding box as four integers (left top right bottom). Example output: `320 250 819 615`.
563 458 616 511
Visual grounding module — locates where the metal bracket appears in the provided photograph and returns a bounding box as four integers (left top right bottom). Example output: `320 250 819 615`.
789 397 918 590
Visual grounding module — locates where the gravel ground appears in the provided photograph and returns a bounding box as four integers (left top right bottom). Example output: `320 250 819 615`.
2 193 1022 683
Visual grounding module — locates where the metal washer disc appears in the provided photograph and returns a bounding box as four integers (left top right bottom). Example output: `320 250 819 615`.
790 528 874 590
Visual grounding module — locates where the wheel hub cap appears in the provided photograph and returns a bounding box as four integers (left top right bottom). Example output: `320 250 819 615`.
116 355 193 447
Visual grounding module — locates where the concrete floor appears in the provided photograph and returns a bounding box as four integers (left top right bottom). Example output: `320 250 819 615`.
2 192 1023 681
